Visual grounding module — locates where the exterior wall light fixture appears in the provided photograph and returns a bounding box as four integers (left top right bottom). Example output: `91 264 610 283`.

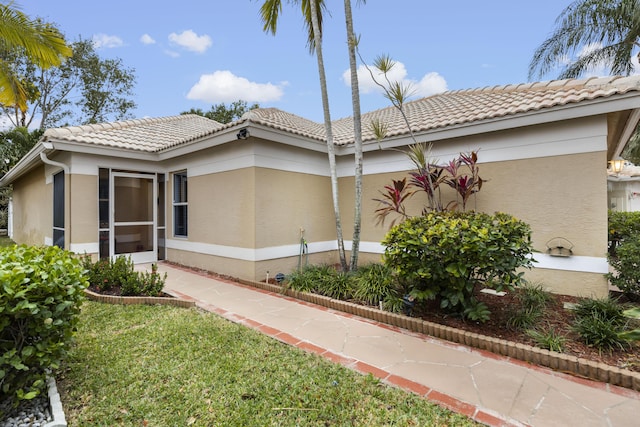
609 158 625 174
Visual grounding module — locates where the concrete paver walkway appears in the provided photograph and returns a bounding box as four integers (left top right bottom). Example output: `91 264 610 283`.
151 263 640 426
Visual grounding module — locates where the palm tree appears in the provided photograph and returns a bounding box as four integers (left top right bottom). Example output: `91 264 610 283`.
258 0 348 270
344 0 364 271
528 0 640 80
0 3 72 113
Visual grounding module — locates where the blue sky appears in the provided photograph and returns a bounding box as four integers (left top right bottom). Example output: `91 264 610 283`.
18 1 573 124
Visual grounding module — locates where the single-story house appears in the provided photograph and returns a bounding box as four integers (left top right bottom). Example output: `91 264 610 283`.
2 75 640 298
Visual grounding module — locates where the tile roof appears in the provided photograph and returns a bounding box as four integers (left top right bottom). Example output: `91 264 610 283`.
246 75 640 146
43 114 226 152
42 75 640 152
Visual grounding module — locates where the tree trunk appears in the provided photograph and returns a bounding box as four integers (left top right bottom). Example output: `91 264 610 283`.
309 0 348 271
344 0 362 271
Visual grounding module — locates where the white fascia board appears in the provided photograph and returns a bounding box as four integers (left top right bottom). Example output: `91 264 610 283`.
157 125 326 162
0 142 46 187
248 126 327 153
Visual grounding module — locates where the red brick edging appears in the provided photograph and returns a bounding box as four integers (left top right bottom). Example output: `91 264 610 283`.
236 278 640 392
83 288 196 308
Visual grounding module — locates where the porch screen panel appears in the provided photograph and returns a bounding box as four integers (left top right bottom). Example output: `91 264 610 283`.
53 171 64 248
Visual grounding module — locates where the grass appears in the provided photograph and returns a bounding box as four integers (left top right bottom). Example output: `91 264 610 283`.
57 302 479 426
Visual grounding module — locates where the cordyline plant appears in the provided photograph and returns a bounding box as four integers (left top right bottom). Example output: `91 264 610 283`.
357 54 484 226
373 143 484 227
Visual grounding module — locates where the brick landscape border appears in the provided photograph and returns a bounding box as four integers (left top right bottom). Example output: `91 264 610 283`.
84 288 196 308
237 277 640 392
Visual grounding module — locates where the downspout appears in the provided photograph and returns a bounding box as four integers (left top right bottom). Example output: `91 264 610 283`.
40 142 71 249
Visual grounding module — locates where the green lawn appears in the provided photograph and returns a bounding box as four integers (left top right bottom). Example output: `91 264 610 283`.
57 302 480 426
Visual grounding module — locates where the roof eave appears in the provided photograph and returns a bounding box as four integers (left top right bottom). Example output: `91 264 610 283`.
343 92 640 154
0 141 47 187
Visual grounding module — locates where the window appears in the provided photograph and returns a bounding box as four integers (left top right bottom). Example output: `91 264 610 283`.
53 171 65 248
173 171 187 237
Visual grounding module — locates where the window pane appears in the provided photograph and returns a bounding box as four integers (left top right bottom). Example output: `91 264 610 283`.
157 174 165 227
174 205 187 237
99 230 109 259
53 172 64 228
173 173 187 203
157 228 165 260
53 228 64 249
99 169 109 227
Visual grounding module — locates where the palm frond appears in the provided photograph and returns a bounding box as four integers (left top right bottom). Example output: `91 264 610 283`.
528 0 640 79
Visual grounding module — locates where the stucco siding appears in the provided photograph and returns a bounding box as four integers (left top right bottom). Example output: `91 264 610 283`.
254 168 335 248
11 165 50 246
187 168 256 248
69 174 98 246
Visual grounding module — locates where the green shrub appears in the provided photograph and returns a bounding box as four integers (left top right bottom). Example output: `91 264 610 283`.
506 283 554 331
518 282 555 311
608 210 640 256
607 236 640 299
82 256 166 297
572 313 629 353
506 307 543 331
382 211 533 319
0 245 88 403
351 263 400 306
571 296 626 325
571 297 629 352
526 326 566 352
121 263 166 297
286 264 333 294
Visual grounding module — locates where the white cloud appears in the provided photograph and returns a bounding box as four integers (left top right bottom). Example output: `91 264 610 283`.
92 33 124 49
140 34 156 45
168 30 212 53
164 49 180 58
343 61 447 98
187 70 286 103
413 72 448 97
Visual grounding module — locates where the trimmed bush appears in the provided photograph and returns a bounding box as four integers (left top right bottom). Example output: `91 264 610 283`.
0 245 88 403
607 237 640 299
382 211 534 319
608 210 640 256
81 256 166 297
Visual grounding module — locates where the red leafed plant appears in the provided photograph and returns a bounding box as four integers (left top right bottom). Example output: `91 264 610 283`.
374 143 484 226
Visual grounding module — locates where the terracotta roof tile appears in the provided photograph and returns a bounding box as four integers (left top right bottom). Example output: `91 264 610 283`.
43 114 225 152
42 76 640 152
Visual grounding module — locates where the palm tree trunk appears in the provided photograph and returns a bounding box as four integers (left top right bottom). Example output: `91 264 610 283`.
309 0 348 271
344 0 362 271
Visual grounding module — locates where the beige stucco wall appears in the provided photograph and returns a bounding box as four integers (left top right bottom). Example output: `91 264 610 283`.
168 165 338 280
338 144 609 297
69 174 98 246
254 167 335 247
10 165 50 246
187 168 257 248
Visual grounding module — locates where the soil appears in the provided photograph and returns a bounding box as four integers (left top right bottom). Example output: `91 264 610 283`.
409 288 640 373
